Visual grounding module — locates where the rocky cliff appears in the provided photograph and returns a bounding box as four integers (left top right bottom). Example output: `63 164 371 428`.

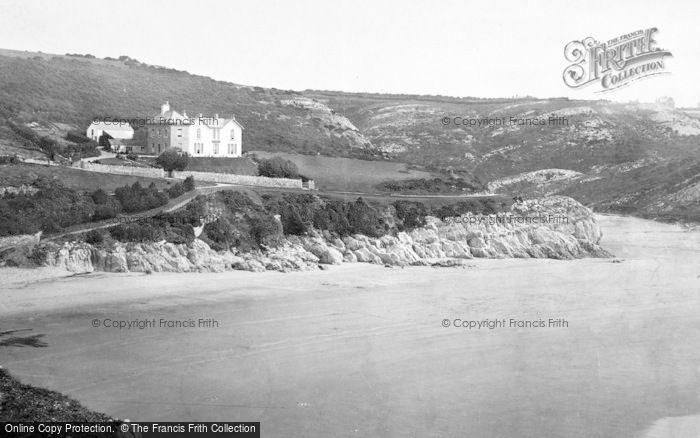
8 196 610 274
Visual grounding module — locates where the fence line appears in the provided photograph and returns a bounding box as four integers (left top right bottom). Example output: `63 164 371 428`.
172 170 303 189
76 161 166 178
19 158 313 190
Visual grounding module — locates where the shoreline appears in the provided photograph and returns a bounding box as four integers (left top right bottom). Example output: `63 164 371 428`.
2 212 694 317
2 213 699 437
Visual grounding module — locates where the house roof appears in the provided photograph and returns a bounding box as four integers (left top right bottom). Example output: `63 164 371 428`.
148 103 245 129
149 109 189 124
89 121 134 132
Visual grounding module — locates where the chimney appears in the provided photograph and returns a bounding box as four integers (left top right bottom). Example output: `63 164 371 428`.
161 101 170 114
214 113 219 120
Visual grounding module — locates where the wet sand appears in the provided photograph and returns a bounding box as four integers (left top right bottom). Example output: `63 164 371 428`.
1 215 699 437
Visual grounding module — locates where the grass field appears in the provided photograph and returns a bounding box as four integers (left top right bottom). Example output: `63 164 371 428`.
248 151 436 192
0 163 175 192
185 157 258 175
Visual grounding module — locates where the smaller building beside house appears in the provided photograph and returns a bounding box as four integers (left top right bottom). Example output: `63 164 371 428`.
108 138 130 153
86 121 134 142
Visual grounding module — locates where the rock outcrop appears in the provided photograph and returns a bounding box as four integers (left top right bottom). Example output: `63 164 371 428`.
7 196 610 274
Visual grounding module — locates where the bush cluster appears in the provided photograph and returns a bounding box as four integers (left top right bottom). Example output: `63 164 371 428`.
114 182 169 213
262 194 387 237
90 188 123 220
0 180 95 235
0 176 184 237
378 177 485 194
166 176 196 199
207 191 283 250
257 157 299 179
392 201 429 230
65 130 91 144
0 156 20 164
432 198 508 219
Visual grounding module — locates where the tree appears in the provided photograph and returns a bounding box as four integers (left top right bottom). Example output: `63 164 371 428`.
98 133 112 151
155 148 189 176
39 137 59 161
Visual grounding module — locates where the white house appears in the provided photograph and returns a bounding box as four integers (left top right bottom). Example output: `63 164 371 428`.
86 121 134 142
145 102 244 157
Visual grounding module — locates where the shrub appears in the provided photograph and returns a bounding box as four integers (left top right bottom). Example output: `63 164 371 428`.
92 197 121 220
280 204 308 235
183 175 195 192
257 157 299 179
0 155 20 164
346 197 384 237
126 152 138 161
202 217 239 251
63 141 99 159
251 215 283 247
312 200 352 235
377 177 485 194
84 229 104 245
393 201 428 230
167 182 187 199
66 130 91 143
90 189 109 204
263 193 316 235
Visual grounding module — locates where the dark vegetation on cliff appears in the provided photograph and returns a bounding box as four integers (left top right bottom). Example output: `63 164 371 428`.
75 190 511 252
376 177 485 194
0 177 195 237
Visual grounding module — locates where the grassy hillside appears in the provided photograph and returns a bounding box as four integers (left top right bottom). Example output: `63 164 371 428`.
0 49 378 159
305 91 700 222
248 151 435 192
1 48 699 222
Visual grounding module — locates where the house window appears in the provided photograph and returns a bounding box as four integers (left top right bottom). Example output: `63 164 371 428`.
196 128 201 139
230 129 235 140
158 144 161 153
177 128 182 137
195 143 202 154
213 144 219 155
212 128 220 140
228 144 234 154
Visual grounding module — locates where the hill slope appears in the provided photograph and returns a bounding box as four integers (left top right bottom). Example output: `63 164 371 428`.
0 48 698 222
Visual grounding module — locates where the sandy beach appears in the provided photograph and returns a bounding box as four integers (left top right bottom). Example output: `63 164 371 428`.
1 214 699 437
